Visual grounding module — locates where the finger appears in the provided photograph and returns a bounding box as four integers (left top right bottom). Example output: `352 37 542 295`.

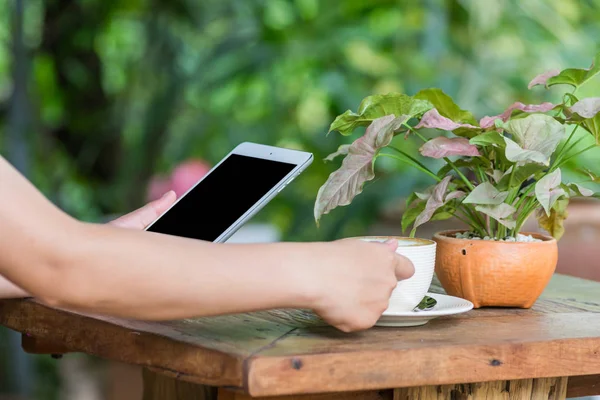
383 239 398 252
394 254 415 280
110 191 176 230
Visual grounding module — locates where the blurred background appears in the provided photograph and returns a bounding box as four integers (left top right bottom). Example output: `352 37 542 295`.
1 0 600 399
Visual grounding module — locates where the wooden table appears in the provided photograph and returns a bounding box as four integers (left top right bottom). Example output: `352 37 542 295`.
2 274 600 400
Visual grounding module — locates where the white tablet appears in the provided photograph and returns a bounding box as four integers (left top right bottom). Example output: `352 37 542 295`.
145 142 313 243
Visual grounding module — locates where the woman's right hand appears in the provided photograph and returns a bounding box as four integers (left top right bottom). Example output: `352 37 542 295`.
305 239 414 332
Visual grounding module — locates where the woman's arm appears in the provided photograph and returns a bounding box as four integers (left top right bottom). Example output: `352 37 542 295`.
0 190 178 299
0 277 28 298
0 156 412 331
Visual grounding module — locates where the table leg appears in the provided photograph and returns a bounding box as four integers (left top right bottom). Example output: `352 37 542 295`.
142 369 217 400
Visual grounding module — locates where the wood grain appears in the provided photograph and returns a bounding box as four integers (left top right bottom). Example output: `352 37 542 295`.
393 377 567 400
218 387 392 400
1 274 600 397
142 369 216 400
565 374 600 398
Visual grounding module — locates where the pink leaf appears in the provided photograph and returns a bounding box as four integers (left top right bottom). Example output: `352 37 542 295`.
314 115 406 222
414 176 452 229
419 137 481 159
479 102 556 129
415 109 478 131
528 69 560 89
445 190 466 201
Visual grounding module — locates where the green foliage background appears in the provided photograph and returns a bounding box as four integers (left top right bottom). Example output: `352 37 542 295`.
1 0 600 398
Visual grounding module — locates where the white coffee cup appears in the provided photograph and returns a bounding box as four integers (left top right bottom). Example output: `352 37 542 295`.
358 236 437 312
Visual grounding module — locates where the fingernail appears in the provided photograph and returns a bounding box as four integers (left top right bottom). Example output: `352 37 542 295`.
161 190 175 199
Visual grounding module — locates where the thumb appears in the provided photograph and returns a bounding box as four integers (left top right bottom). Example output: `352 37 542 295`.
110 191 176 230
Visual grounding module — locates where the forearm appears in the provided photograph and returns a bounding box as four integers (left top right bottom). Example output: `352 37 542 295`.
5 221 321 320
0 275 29 298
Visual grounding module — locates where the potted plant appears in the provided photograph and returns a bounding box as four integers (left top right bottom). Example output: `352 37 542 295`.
314 52 600 308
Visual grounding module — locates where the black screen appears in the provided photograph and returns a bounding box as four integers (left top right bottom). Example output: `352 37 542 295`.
147 154 296 241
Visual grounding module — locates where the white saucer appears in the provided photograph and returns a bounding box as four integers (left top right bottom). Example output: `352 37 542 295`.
376 292 473 327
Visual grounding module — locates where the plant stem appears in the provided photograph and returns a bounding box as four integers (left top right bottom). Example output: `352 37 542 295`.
553 123 580 167
386 146 441 181
404 123 476 191
554 144 597 169
445 157 476 191
514 184 535 211
377 153 441 182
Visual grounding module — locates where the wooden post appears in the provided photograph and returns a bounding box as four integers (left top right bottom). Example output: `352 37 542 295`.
142 369 217 400
393 377 568 400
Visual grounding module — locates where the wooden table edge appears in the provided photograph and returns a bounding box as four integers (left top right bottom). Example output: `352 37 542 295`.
0 299 247 389
244 338 600 397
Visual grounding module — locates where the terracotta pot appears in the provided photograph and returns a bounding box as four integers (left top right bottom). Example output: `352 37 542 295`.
432 230 558 308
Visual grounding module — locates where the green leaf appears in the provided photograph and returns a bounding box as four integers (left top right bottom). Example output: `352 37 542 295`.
402 201 425 233
463 182 509 205
328 93 433 135
315 115 406 223
414 88 477 125
496 164 546 191
574 167 600 183
469 131 507 148
436 158 488 178
430 209 455 222
536 198 569 240
583 113 600 145
546 52 600 89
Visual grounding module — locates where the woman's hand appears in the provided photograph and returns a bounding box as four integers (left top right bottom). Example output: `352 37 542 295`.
302 239 414 332
109 191 176 230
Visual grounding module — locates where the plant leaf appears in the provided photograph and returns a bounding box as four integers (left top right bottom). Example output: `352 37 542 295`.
567 183 594 197
436 158 488 178
414 88 478 124
469 131 506 148
328 94 433 135
445 190 466 201
535 169 566 216
479 102 556 129
570 97 600 119
504 137 550 165
528 69 561 89
415 108 478 131
496 164 546 191
475 204 517 229
503 114 565 164
315 115 405 222
583 114 600 145
402 201 426 234
419 137 480 159
574 167 600 183
463 182 509 205
413 176 453 229
546 52 600 89
488 169 506 183
536 198 569 240
323 145 351 162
